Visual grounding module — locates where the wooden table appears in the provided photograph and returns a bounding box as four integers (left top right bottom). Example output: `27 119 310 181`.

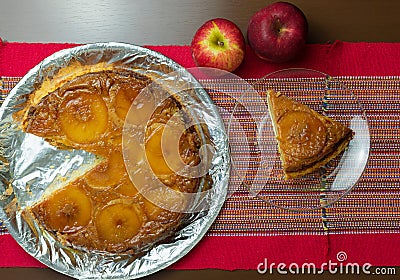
1 0 399 44
1 0 399 279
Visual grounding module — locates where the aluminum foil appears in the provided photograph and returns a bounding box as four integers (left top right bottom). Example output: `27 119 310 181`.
0 43 230 279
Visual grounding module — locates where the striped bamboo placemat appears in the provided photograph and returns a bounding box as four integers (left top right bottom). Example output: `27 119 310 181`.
1 76 399 237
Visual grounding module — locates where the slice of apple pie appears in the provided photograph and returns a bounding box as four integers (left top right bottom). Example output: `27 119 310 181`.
266 90 354 179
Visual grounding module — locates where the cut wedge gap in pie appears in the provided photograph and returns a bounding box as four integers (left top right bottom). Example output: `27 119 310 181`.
266 90 354 180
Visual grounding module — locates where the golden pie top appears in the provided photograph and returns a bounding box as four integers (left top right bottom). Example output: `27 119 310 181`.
15 67 205 254
277 110 327 159
267 90 354 178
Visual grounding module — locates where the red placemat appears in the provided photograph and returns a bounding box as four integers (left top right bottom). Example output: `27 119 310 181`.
1 41 400 270
2 41 400 77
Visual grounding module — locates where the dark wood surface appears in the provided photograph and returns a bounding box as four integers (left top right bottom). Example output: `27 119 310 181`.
0 0 399 44
1 0 399 279
2 267 399 280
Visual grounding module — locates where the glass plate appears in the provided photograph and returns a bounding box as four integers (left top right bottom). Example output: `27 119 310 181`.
229 68 370 211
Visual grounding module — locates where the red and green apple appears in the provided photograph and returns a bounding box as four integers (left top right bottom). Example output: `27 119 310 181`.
191 18 245 72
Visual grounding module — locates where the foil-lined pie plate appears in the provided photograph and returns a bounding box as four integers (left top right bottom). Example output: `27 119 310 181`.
0 43 230 279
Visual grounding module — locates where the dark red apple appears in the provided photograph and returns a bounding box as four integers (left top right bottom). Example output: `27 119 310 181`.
247 2 308 63
191 18 245 72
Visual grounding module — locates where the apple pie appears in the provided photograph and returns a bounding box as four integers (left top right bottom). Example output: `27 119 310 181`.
266 90 354 179
13 63 206 254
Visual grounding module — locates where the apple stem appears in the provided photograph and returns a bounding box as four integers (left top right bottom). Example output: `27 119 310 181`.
273 17 283 34
218 40 224 47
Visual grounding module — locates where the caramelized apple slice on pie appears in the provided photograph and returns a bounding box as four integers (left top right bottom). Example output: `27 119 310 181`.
266 90 354 179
